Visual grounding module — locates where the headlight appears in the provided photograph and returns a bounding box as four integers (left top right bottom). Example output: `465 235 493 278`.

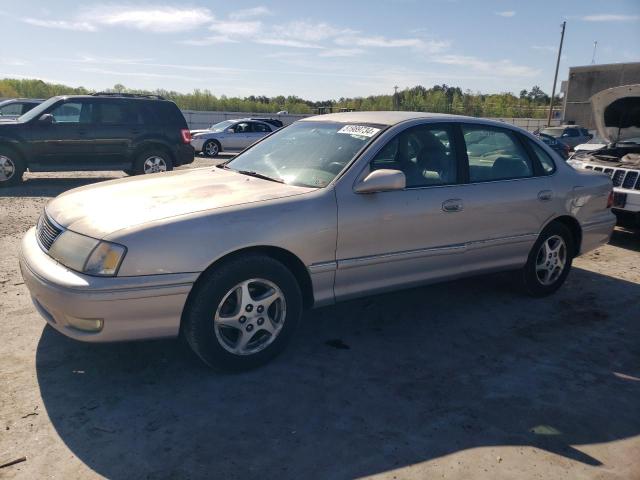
48 230 126 276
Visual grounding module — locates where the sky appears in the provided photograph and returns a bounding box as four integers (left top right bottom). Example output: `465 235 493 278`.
1 0 639 100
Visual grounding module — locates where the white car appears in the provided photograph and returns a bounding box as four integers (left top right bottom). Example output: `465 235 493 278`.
191 119 276 157
567 84 640 227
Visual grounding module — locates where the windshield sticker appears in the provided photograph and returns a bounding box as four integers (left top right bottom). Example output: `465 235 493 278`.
337 125 381 138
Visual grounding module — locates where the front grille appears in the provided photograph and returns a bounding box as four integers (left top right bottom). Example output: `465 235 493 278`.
603 168 614 177
593 166 603 172
37 213 63 251
612 169 626 187
623 171 638 189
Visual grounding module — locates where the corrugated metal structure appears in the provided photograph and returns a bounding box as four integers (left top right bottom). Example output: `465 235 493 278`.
562 62 640 129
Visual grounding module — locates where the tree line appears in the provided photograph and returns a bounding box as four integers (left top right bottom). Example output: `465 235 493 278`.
0 78 558 118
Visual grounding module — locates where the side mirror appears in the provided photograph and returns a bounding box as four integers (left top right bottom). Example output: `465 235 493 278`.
354 169 406 194
38 114 54 125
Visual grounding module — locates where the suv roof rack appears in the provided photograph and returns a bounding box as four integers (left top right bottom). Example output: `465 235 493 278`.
90 92 166 100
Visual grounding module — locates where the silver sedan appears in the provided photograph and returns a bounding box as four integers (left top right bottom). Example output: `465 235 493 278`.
190 119 275 157
20 112 615 370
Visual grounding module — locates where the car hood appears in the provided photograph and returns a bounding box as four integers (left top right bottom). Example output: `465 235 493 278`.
46 167 314 239
591 84 640 143
574 142 607 152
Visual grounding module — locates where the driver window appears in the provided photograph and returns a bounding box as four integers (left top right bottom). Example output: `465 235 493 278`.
234 122 250 133
370 124 457 188
50 102 93 124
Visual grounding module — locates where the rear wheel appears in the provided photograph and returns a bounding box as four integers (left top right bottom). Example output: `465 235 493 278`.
520 222 574 297
202 140 220 158
134 150 173 175
0 148 25 187
182 254 302 370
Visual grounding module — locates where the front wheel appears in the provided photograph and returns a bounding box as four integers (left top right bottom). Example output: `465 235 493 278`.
0 148 25 187
520 222 574 297
182 255 303 370
202 140 220 158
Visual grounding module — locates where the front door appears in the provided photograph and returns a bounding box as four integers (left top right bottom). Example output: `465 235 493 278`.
92 100 140 168
334 122 470 300
30 100 97 170
226 121 253 150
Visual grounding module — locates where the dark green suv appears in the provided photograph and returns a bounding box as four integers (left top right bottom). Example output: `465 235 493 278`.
0 93 194 186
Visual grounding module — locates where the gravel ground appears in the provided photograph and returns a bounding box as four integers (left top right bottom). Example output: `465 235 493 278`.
1 159 639 480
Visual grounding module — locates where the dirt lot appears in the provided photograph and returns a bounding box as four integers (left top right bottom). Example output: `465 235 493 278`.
1 159 639 480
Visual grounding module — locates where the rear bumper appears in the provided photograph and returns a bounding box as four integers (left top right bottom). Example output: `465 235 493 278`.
174 144 195 165
19 227 197 342
580 215 616 254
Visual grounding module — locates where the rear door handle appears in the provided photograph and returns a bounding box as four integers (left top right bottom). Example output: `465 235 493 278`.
538 190 553 201
442 199 463 213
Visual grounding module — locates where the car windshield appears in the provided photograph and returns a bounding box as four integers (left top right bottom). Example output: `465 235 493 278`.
587 134 607 144
224 121 384 188
209 120 235 132
540 127 564 138
18 97 59 122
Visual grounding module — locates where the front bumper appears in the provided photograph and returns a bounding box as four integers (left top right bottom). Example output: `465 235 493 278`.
19 227 197 342
190 138 205 152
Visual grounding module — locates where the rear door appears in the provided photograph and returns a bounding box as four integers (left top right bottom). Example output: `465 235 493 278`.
30 99 97 170
93 100 141 168
455 123 558 269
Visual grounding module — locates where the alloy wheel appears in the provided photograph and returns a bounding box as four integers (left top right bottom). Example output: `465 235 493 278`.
535 235 567 286
143 156 168 174
0 155 15 182
214 278 286 355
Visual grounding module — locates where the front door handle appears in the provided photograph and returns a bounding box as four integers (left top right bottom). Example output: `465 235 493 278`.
538 190 553 201
442 199 463 213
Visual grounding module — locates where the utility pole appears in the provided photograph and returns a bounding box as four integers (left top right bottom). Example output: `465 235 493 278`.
591 41 598 64
393 85 399 110
547 21 566 127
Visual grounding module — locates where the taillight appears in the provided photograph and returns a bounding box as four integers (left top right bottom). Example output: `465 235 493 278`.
606 191 614 209
181 129 191 144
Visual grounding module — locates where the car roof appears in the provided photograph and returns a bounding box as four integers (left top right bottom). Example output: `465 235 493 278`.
0 98 43 105
300 111 480 126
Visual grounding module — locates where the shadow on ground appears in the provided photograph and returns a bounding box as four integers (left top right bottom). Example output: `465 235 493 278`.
610 227 640 252
0 177 118 198
36 267 640 479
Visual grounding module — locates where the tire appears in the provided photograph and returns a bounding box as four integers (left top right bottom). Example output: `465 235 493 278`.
0 147 25 187
520 222 574 297
133 149 173 175
202 140 220 158
182 254 303 370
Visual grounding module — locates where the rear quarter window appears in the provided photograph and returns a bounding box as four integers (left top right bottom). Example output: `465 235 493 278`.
138 101 187 127
527 138 556 175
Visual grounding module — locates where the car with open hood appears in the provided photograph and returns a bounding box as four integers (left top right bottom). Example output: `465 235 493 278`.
567 84 640 227
20 111 615 370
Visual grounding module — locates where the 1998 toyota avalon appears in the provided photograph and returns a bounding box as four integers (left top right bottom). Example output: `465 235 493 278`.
20 112 615 370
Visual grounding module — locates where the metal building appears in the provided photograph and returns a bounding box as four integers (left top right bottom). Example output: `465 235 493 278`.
562 62 640 129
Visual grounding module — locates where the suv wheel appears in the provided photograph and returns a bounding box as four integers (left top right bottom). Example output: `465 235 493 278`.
202 140 220 158
134 150 173 175
0 148 25 187
182 254 302 370
520 222 574 297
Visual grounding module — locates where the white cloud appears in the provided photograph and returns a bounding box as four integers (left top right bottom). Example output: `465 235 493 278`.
273 20 356 42
434 55 538 77
180 35 239 46
23 18 96 31
87 6 213 32
256 38 324 49
209 20 262 36
531 45 556 52
79 67 203 81
319 48 365 57
335 35 449 53
24 6 214 33
229 6 271 20
496 11 516 17
581 14 640 22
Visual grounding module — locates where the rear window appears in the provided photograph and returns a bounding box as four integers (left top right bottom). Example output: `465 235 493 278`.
138 101 186 127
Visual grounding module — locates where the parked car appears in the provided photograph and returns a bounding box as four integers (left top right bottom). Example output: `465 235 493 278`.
252 118 284 128
567 84 640 227
0 93 194 186
571 133 608 156
191 118 277 157
20 112 615 370
0 98 43 119
539 125 592 150
537 132 570 159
